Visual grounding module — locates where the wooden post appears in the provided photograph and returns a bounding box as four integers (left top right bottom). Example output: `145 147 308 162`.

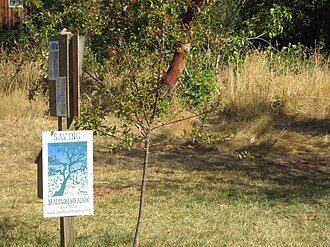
58 117 76 247
4 0 9 29
60 217 76 247
72 35 81 117
36 31 82 247
0 0 3 29
67 35 80 127
55 32 78 247
35 150 43 199
58 32 79 247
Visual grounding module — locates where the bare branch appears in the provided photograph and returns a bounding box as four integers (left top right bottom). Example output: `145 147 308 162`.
82 67 120 104
150 108 215 132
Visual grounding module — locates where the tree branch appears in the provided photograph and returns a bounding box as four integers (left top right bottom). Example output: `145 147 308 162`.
82 67 120 104
150 108 215 132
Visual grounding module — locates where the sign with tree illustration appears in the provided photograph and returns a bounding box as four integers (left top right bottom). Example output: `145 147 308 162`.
42 130 93 218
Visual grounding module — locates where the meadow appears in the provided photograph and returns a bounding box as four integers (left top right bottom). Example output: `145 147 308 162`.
0 51 329 246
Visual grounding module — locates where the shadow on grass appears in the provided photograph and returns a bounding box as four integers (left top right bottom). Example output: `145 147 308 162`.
218 105 330 137
273 114 330 137
95 141 330 205
93 108 330 205
153 145 330 203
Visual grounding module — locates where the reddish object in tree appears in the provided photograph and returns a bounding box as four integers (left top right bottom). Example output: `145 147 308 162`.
159 0 205 94
159 43 191 94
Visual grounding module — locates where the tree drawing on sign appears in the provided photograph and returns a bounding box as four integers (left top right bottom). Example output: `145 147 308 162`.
48 142 88 197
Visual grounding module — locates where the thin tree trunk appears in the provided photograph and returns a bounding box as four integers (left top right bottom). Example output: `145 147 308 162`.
133 135 150 247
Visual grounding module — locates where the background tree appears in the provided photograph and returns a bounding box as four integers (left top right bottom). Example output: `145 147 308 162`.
75 1 219 246
3 0 330 57
239 0 330 51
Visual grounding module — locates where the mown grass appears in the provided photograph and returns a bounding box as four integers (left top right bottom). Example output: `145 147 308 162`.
0 51 330 246
1 132 329 246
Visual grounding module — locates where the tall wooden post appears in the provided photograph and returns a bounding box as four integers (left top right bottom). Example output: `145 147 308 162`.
35 30 83 247
58 117 76 247
51 31 81 247
58 31 75 247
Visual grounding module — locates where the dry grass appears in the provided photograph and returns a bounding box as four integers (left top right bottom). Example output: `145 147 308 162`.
0 52 42 94
214 51 330 157
220 51 330 120
0 90 47 120
0 52 47 120
0 51 329 246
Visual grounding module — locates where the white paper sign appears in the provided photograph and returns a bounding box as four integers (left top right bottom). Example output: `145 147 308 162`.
9 0 23 8
56 77 67 117
48 41 59 80
42 130 93 218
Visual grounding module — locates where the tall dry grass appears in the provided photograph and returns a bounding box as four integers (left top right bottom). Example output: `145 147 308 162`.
0 52 47 120
1 49 329 122
219 51 330 120
2 49 329 142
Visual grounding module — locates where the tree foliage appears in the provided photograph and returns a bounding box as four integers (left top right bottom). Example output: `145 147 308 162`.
1 0 329 63
239 0 330 50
